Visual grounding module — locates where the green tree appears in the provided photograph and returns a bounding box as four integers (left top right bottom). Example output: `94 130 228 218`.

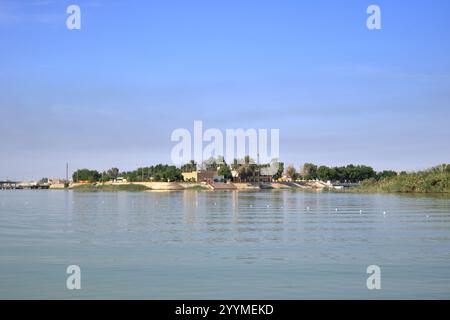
273 162 284 180
72 169 101 182
377 170 397 180
181 160 197 173
100 171 110 182
285 165 298 180
216 157 231 180
231 158 240 170
218 165 232 180
107 168 119 179
120 165 183 182
317 166 333 181
301 163 318 180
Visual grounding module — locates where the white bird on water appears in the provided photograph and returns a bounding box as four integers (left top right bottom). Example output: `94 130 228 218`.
360 210 362 214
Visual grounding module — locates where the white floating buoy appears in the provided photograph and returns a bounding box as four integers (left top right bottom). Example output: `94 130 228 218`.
359 210 362 214
383 211 386 216
267 204 270 208
306 206 310 211
335 208 338 212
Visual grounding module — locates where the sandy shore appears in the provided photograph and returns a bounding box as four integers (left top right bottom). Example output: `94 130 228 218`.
50 181 331 191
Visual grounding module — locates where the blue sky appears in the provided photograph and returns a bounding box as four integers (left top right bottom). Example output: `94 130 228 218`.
1 0 450 180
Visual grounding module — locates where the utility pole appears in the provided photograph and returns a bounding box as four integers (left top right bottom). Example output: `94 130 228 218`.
63 163 70 188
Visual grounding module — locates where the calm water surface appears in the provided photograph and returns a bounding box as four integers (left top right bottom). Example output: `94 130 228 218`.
0 190 449 299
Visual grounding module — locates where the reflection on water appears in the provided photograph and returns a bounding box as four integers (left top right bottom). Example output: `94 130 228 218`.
0 190 449 299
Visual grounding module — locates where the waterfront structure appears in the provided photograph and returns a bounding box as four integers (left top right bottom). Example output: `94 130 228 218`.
231 169 272 183
182 170 218 182
48 178 65 185
1 181 50 189
0 181 18 189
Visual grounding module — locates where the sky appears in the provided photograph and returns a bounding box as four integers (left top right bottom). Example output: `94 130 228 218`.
1 0 450 180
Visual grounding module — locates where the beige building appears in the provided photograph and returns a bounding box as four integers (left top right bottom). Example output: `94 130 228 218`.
182 171 218 182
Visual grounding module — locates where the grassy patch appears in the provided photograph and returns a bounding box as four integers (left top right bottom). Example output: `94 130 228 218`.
72 184 149 192
356 168 450 194
184 185 209 191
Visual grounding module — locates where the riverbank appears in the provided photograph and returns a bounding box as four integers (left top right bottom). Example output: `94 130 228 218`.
48 166 450 194
71 184 149 192
26 180 450 195
62 181 326 192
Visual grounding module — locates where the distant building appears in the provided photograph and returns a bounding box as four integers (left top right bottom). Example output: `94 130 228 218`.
48 178 65 185
279 174 293 182
182 171 218 182
231 169 272 183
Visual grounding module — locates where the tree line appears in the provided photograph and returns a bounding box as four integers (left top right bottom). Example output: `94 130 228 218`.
285 163 398 183
72 158 406 184
72 156 283 183
72 165 183 183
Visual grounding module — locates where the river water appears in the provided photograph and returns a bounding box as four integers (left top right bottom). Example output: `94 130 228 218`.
0 190 449 299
